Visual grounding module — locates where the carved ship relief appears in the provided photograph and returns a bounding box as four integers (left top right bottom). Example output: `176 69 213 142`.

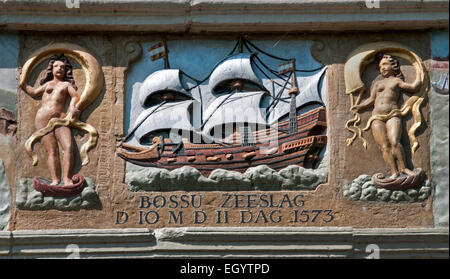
116 38 328 176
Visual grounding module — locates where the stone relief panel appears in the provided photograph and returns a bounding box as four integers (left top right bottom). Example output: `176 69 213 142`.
119 38 329 192
343 42 431 203
11 34 117 230
324 33 434 228
16 42 103 208
5 32 439 230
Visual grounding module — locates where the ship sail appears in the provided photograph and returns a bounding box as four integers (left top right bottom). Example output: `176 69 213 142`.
131 100 197 145
266 66 327 125
138 69 192 106
208 53 266 93
202 91 268 139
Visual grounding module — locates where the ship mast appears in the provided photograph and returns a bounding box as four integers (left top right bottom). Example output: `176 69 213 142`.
279 59 298 134
233 37 244 93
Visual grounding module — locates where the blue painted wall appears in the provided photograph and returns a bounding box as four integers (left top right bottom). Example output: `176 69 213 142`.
0 32 20 116
431 30 449 58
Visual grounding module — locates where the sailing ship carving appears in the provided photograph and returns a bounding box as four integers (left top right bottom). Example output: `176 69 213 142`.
117 38 328 176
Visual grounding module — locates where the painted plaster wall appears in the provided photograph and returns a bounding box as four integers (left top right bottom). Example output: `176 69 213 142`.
0 32 19 116
0 32 19 231
430 30 449 227
0 158 11 231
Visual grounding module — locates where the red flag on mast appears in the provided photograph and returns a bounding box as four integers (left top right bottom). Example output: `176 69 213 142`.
148 41 170 68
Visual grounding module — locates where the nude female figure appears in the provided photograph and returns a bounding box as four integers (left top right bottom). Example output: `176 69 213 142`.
20 54 81 185
351 54 422 178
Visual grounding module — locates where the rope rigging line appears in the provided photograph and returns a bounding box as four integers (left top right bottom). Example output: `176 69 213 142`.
182 40 242 91
200 89 234 129
265 71 293 117
243 38 325 73
122 100 167 142
253 55 291 85
251 59 285 88
242 38 291 62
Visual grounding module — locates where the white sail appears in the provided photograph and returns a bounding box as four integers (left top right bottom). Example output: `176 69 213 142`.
138 69 191 106
202 91 268 138
208 53 265 93
266 66 327 124
132 100 196 144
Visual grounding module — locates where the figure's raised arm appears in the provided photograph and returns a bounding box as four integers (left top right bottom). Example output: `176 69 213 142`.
397 69 422 93
20 82 46 98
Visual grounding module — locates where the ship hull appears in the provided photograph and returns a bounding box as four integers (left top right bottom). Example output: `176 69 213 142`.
117 107 327 177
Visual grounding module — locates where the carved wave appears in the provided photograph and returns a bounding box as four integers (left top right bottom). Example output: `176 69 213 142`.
343 174 431 203
125 159 328 192
16 177 101 211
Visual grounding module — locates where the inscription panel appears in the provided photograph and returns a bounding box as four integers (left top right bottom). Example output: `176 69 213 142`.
115 193 336 226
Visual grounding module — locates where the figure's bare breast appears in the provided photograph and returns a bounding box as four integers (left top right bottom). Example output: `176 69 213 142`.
35 81 70 128
373 77 401 115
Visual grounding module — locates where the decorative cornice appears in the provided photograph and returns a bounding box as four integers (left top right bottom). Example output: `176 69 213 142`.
0 0 448 32
0 227 448 258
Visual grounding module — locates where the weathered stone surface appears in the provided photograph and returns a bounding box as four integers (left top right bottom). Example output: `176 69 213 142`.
344 175 432 203
208 169 252 191
376 188 392 202
418 184 432 202
0 159 11 231
279 165 327 190
170 166 217 191
125 165 217 192
243 165 284 190
16 177 100 211
0 108 17 136
1 0 448 33
361 186 377 201
343 182 362 201
126 163 328 192
0 33 19 117
430 30 449 227
0 227 446 259
0 133 15 232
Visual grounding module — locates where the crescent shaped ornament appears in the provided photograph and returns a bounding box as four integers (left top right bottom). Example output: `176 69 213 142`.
20 42 104 111
344 41 428 155
20 43 104 166
344 42 426 96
